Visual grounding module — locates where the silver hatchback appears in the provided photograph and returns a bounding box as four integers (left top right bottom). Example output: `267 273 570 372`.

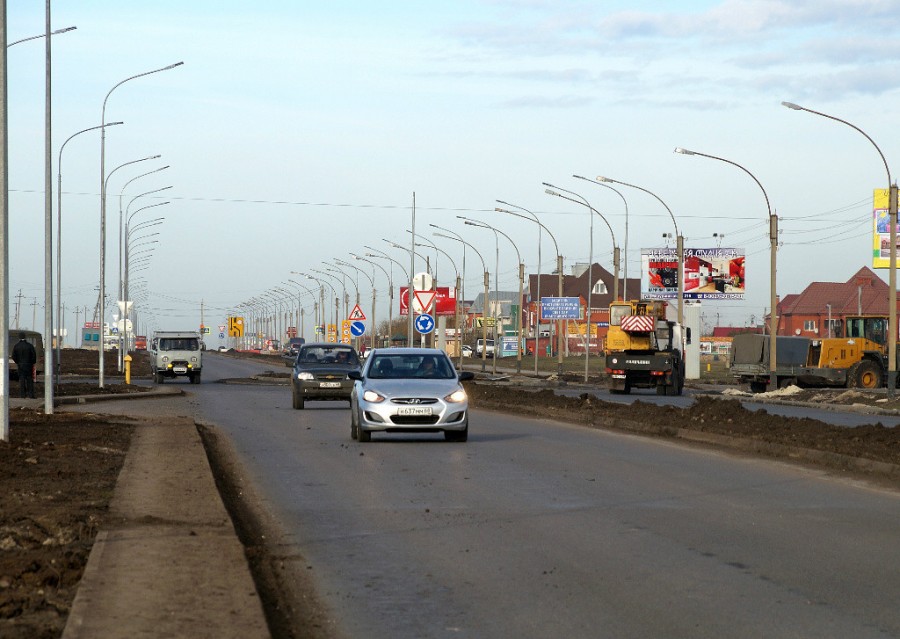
349 348 475 442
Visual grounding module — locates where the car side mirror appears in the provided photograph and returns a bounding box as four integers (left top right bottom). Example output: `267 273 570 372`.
458 371 475 381
348 370 362 380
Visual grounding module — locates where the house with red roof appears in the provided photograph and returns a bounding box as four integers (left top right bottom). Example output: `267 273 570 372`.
770 267 897 338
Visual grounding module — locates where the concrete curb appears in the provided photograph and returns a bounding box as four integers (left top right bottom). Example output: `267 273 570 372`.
54 386 185 405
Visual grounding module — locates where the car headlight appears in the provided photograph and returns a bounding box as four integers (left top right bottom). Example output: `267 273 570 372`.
444 389 467 403
363 389 385 403
296 372 314 381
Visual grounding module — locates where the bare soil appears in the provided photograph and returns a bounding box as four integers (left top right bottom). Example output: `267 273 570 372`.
3 351 900 638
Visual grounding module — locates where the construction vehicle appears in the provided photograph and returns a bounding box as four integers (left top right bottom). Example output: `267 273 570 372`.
730 315 897 392
605 300 689 395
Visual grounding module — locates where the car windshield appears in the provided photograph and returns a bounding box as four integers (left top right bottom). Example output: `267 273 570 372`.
159 338 199 351
296 345 359 367
367 354 456 379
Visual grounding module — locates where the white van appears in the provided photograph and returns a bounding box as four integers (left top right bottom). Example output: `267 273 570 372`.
475 338 495 358
150 331 203 384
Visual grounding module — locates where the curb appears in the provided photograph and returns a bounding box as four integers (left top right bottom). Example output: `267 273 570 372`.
54 386 185 405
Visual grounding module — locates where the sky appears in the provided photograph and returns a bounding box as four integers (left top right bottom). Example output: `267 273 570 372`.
6 0 900 344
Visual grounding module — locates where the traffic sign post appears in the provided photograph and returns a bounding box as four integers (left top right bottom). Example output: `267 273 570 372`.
348 304 366 321
414 313 435 335
350 321 366 337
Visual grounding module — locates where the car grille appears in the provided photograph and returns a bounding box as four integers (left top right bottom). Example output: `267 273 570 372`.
315 373 345 381
391 398 438 405
390 415 441 425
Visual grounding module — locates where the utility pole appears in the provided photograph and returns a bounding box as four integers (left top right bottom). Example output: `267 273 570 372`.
31 298 39 330
14 289 23 328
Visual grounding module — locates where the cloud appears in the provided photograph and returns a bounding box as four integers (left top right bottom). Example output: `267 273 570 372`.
496 94 594 108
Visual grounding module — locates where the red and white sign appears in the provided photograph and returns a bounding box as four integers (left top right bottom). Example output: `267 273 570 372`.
348 304 366 321
620 315 655 333
414 290 437 314
400 287 457 316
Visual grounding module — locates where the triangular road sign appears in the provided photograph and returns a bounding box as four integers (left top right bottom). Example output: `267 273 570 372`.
348 304 367 321
414 290 437 313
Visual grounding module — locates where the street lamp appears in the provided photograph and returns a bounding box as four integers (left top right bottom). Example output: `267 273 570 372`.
597 176 683 327
782 101 897 397
460 216 525 375
434 230 490 373
544 183 620 383
573 175 631 299
413 237 463 365
7 26 76 48
674 147 777 390
99 61 183 386
56 121 123 387
354 252 395 348
495 202 563 378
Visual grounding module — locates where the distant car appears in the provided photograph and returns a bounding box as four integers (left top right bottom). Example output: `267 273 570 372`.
475 338 495 358
349 347 475 442
291 343 361 409
217 346 228 352
461 344 473 358
285 337 305 357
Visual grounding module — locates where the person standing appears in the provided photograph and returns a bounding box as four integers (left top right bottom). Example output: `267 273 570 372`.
12 333 37 399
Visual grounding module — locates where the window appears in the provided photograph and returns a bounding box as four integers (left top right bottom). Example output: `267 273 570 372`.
803 320 817 332
591 280 608 295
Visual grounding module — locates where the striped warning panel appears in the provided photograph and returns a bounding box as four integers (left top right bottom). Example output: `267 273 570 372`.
620 315 656 333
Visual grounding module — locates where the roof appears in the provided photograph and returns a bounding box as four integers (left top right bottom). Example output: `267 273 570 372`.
781 266 893 315
526 262 641 305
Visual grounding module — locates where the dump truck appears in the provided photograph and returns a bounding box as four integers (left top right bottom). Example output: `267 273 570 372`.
731 315 896 392
605 299 689 395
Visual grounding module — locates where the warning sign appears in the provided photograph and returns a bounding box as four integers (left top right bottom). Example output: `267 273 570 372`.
348 304 366 321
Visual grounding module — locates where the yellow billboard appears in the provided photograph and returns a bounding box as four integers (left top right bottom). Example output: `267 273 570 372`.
873 188 899 269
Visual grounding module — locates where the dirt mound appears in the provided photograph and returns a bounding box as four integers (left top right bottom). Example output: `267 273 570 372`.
467 383 900 467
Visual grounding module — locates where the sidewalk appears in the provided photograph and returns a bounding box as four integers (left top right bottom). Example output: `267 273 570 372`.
53 391 270 639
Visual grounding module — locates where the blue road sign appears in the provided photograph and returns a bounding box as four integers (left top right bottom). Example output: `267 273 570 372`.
350 320 366 336
541 296 581 320
414 313 435 334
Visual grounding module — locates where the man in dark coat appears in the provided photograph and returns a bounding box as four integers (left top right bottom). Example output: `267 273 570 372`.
12 333 37 398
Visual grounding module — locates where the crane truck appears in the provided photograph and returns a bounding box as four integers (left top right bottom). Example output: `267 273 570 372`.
605 299 690 395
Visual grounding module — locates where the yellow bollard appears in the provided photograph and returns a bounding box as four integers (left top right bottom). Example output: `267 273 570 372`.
124 354 132 385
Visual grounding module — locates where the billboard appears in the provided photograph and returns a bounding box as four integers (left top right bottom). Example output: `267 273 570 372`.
399 287 457 316
873 188 900 269
641 247 745 300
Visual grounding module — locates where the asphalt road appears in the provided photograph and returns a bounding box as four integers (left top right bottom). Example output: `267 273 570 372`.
191 353 900 638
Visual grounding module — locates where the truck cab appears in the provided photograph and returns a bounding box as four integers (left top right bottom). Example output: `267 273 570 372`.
150 331 203 384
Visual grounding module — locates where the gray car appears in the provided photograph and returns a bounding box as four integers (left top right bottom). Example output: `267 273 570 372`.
349 347 475 442
291 343 360 409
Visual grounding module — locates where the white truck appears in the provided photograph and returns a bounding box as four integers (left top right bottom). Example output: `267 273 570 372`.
475 338 495 358
150 330 203 384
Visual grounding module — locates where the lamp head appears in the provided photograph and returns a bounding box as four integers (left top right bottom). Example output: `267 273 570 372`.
673 147 695 155
596 176 613 183
544 188 558 196
781 101 803 110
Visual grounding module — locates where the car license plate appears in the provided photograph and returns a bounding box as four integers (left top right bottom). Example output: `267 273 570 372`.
319 381 341 388
173 366 187 374
398 406 432 416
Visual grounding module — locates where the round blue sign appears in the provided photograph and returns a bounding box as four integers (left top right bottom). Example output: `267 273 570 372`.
350 320 366 336
414 313 435 334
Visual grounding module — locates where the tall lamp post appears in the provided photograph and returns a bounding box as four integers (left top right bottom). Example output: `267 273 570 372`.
674 147 778 390
434 232 489 373
98 61 182 386
495 202 563 378
460 217 524 375
544 183 619 383
573 175 630 299
597 176 683 327
782 101 897 397
351 253 392 349
56 121 123 387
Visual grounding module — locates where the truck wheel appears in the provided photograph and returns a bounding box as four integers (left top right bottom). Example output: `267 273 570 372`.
850 360 883 389
749 381 767 393
191 373 201 384
292 389 304 410
155 372 165 384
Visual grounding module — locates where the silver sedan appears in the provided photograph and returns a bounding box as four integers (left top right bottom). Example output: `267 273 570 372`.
349 348 475 442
